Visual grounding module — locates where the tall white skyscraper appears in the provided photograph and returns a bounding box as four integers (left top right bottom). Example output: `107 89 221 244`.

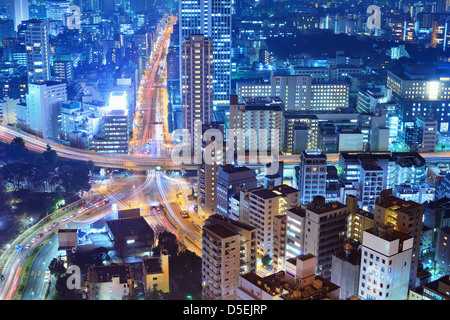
6 0 29 32
25 20 51 84
180 0 232 108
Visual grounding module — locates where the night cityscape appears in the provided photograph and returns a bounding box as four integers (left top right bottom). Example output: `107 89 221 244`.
1 0 450 308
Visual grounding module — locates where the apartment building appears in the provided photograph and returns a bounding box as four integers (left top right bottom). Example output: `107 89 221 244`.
202 215 257 300
374 189 424 289
358 224 413 300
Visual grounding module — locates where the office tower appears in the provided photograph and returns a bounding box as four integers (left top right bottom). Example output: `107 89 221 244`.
90 110 129 153
45 0 70 22
282 113 319 155
6 0 29 32
311 80 349 111
387 65 450 133
374 189 424 289
25 20 51 84
25 82 67 139
229 95 283 153
435 226 450 274
53 60 74 85
181 34 213 147
198 122 225 217
202 215 257 300
236 80 271 100
358 224 413 300
243 185 300 260
179 0 232 108
271 75 312 111
298 150 327 205
302 196 348 279
216 164 257 218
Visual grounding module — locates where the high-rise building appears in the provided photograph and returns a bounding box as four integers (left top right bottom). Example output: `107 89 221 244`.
285 206 306 262
202 215 257 300
272 214 287 272
229 95 283 153
45 0 70 22
53 60 74 85
345 194 374 244
90 110 129 153
373 189 424 289
24 81 67 139
236 80 271 100
181 34 213 148
301 196 348 279
358 224 413 300
179 0 232 107
282 113 319 154
216 164 257 218
6 0 29 32
198 122 225 217
297 150 327 205
338 152 390 212
271 75 312 111
387 65 450 134
25 20 51 84
238 185 300 260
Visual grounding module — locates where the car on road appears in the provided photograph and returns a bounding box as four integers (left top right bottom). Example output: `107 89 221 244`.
44 270 50 283
62 217 69 222
31 238 36 243
24 244 30 249
180 210 189 219
36 233 44 239
69 214 75 218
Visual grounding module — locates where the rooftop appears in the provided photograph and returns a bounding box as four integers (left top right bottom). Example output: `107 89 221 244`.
143 257 163 275
88 264 131 284
251 184 299 200
365 224 412 243
203 223 239 239
106 216 154 239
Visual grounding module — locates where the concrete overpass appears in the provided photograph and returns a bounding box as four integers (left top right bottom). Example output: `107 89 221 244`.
0 124 447 170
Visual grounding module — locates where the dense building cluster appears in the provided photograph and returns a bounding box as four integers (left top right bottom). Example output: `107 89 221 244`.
2 0 450 302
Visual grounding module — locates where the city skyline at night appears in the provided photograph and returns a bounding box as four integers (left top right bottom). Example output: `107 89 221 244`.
0 0 449 309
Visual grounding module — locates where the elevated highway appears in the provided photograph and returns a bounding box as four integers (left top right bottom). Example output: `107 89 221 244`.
0 124 447 170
